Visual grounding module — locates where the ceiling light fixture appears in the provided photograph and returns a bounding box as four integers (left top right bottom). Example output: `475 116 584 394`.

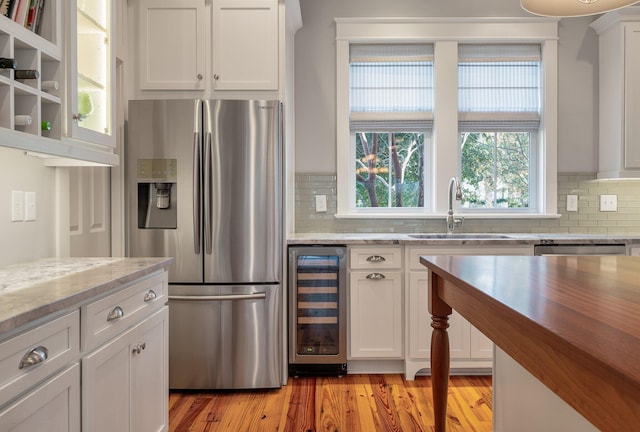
521 0 639 17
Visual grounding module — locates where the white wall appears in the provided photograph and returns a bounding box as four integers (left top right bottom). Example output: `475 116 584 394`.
0 147 56 266
294 0 600 174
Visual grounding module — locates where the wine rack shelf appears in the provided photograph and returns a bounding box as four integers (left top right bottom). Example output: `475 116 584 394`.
0 0 61 140
0 1 117 165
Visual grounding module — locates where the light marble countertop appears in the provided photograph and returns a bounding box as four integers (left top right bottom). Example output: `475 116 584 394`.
0 257 174 336
287 232 640 245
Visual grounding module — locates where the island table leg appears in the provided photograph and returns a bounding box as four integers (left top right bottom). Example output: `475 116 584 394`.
429 272 452 432
431 315 450 432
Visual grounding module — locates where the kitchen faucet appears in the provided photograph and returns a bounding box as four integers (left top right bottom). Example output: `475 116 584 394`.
446 176 463 234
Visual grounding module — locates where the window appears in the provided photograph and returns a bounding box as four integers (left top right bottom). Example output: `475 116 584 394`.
458 44 541 211
335 19 558 218
349 44 433 211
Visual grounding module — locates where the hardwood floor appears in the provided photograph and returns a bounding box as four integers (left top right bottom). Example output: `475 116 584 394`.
169 374 492 431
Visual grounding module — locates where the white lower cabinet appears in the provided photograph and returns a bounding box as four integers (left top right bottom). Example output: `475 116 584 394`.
0 363 80 432
0 268 169 432
348 246 404 360
83 307 168 432
404 245 534 379
349 271 403 358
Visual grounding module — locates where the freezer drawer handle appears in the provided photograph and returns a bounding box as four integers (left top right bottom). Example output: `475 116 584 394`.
366 255 386 263
366 273 386 280
169 292 267 302
19 346 48 369
107 306 124 322
143 290 157 302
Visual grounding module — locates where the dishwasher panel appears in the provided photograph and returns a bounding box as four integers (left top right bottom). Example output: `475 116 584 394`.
534 244 627 255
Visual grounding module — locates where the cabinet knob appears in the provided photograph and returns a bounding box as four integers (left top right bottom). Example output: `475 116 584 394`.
213 74 220 80
132 342 147 355
366 272 386 280
197 74 203 80
366 255 386 263
144 290 157 302
72 113 85 123
107 306 124 322
19 346 48 369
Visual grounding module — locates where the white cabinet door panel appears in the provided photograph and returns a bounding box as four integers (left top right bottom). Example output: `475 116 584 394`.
0 364 80 432
212 0 278 90
349 271 403 358
139 0 206 90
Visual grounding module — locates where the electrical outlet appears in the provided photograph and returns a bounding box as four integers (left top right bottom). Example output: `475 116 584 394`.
315 194 327 212
566 194 578 212
600 194 617 212
11 191 24 222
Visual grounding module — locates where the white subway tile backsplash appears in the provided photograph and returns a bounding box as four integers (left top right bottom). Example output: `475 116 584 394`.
294 173 640 235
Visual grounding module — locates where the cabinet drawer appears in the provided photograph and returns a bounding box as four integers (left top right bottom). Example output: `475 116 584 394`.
349 247 402 270
82 271 167 352
0 311 80 408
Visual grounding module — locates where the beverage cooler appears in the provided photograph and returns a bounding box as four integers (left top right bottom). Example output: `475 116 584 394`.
288 246 347 376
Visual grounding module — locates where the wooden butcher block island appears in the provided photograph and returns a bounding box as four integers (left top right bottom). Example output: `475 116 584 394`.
420 255 640 432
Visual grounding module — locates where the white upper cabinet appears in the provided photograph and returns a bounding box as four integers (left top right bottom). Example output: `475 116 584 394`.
592 7 640 179
0 0 118 164
138 0 206 90
137 0 279 93
212 0 278 91
66 0 115 148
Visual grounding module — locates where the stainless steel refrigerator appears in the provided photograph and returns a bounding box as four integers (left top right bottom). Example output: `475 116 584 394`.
126 99 282 390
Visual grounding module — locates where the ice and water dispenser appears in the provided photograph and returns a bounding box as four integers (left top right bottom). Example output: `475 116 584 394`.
136 159 177 229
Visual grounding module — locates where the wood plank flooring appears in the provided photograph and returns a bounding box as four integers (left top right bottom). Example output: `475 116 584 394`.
169 374 492 432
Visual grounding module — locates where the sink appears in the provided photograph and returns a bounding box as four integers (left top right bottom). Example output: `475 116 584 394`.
408 233 513 239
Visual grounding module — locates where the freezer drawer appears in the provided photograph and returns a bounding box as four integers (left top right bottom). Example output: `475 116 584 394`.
167 284 281 390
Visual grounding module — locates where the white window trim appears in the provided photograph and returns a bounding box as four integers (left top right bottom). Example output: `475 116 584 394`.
335 17 560 219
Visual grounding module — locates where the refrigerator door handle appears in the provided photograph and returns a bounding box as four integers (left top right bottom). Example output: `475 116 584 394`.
203 100 213 255
204 130 213 255
168 292 267 301
193 130 202 255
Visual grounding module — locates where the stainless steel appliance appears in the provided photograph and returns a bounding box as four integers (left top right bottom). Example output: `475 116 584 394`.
126 99 283 390
534 244 626 255
288 246 347 376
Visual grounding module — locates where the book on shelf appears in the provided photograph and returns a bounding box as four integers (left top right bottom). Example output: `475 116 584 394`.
12 0 29 27
5 0 18 20
2 0 47 36
33 0 45 34
0 0 10 17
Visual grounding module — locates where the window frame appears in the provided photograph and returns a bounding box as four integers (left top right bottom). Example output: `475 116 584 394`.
335 17 559 219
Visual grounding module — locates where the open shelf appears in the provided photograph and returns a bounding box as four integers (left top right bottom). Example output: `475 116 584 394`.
0 0 117 165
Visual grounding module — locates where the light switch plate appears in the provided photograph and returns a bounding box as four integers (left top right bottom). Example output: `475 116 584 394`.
566 194 578 212
25 192 36 221
315 194 327 212
11 191 24 222
600 194 617 212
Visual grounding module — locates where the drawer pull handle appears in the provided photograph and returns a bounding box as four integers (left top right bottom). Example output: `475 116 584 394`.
19 346 48 369
366 255 386 263
366 272 386 280
107 306 124 322
144 290 157 302
132 342 147 355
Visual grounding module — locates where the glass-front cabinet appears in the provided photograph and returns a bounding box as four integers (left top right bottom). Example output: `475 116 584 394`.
66 0 115 148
